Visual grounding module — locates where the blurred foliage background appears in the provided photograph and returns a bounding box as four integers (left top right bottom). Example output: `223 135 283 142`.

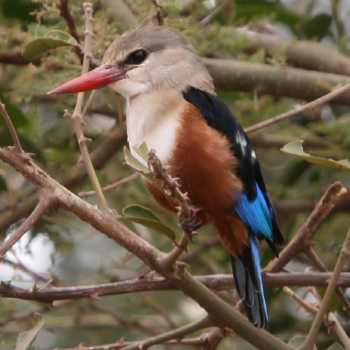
0 0 350 349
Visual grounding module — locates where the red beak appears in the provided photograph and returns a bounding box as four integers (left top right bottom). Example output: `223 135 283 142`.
48 65 126 95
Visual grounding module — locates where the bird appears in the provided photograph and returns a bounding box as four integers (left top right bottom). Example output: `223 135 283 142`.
49 21 284 328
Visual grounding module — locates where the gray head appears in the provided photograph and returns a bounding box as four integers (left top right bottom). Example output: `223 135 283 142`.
49 23 214 98
103 23 214 97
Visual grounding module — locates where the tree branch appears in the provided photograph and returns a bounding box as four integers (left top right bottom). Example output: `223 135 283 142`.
0 188 55 258
204 58 350 105
227 27 350 76
0 52 37 65
122 315 211 350
245 83 350 134
79 173 139 197
0 147 291 350
1 272 350 302
0 126 126 233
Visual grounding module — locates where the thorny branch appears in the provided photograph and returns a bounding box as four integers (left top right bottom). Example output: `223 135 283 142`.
147 151 201 268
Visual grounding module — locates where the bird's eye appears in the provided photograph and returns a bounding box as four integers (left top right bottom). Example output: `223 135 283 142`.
125 49 148 65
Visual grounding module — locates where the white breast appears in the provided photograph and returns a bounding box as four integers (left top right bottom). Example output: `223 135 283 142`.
126 89 184 166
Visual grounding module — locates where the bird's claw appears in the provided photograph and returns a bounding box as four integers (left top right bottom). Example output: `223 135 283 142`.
179 207 202 236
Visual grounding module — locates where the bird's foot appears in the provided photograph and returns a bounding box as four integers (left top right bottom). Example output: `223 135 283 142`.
179 207 202 237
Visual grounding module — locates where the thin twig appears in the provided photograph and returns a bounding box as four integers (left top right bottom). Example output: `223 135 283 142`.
305 247 350 312
2 257 50 283
81 90 96 118
266 182 349 272
200 0 229 25
246 83 350 134
161 234 190 269
122 315 211 350
328 313 350 349
149 0 166 25
300 229 350 350
0 101 24 152
58 0 83 63
69 2 108 210
57 337 213 350
79 173 139 197
0 189 54 258
284 282 350 349
283 287 319 314
89 302 156 335
58 0 81 43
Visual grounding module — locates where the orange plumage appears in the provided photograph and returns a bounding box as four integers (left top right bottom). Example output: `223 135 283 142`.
146 102 248 254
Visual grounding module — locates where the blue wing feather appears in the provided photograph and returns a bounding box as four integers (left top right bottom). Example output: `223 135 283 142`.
235 183 273 241
249 236 269 321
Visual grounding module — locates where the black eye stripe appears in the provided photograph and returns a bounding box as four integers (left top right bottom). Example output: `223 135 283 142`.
124 49 148 65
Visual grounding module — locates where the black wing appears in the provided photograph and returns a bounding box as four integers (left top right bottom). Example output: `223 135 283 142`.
182 86 283 245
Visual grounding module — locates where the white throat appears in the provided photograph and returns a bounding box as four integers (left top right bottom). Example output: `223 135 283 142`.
125 89 184 166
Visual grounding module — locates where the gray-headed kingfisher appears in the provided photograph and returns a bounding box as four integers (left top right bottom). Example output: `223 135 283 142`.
49 22 284 328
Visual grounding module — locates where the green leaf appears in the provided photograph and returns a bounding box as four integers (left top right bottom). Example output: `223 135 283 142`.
123 146 150 175
281 140 350 172
121 204 176 241
23 30 78 60
135 142 150 162
15 317 45 350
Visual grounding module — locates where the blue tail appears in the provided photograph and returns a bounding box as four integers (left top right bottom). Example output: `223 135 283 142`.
231 235 268 328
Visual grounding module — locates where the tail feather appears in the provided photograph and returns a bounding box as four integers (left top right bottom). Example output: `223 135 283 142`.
231 236 268 328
